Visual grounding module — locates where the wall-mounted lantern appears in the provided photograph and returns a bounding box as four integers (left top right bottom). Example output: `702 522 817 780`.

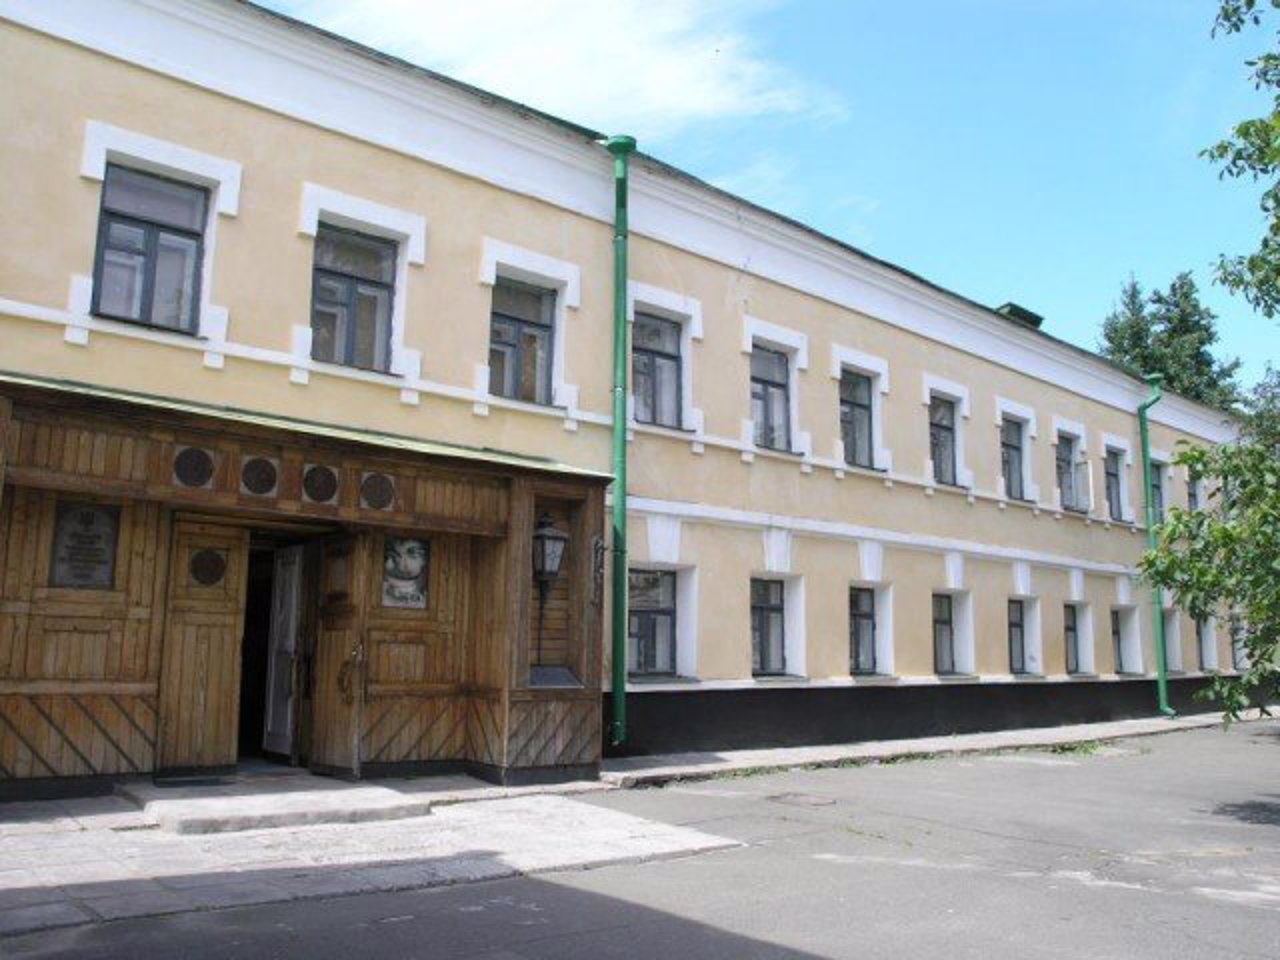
532 512 569 666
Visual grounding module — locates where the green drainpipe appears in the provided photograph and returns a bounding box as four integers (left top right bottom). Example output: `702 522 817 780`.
605 134 636 747
1137 373 1175 717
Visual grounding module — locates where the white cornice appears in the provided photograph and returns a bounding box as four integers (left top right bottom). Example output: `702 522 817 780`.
1 0 1237 443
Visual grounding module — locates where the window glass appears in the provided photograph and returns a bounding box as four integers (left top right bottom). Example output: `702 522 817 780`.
850 587 876 674
489 279 555 404
751 578 786 675
1009 599 1026 673
632 313 681 429
310 224 397 372
1056 434 1080 511
634 313 680 354
751 346 791 451
933 593 955 674
1001 417 1025 501
929 397 957 486
1105 448 1124 520
151 232 199 330
840 371 874 468
628 569 677 675
1065 604 1079 673
103 165 206 232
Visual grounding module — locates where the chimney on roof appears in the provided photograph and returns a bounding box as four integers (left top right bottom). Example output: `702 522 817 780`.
997 302 1043 329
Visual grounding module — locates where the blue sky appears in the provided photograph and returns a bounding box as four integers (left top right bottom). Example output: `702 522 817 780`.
270 0 1276 386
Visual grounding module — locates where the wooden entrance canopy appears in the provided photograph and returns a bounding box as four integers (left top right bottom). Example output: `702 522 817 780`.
0 372 609 794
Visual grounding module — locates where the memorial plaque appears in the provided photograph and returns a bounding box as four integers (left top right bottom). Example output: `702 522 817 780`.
50 502 120 589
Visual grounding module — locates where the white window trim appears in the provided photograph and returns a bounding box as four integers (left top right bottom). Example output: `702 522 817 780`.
75 120 242 363
1163 609 1183 672
830 344 892 471
994 396 1040 504
851 577 895 677
921 373 973 488
478 238 582 423
1069 602 1097 674
1115 605 1143 674
1009 562 1043 675
293 183 427 398
1051 416 1092 513
936 589 976 675
741 315 811 461
1149 447 1173 518
1100 432 1136 523
629 562 699 681
1199 615 1219 671
747 571 806 678
627 281 704 439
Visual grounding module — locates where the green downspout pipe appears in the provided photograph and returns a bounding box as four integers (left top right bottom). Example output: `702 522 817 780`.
605 134 636 747
1137 373 1176 717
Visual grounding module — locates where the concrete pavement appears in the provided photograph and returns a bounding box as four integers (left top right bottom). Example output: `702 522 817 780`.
5 718 1277 958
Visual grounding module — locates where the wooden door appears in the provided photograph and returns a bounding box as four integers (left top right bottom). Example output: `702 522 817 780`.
157 521 250 773
262 545 302 757
309 534 365 777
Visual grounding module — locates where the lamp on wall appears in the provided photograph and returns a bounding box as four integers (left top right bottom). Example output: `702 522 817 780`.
531 512 569 665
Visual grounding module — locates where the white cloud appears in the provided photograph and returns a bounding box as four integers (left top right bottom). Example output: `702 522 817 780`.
271 0 843 142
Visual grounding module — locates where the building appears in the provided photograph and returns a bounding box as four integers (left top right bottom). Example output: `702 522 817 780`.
0 0 1237 794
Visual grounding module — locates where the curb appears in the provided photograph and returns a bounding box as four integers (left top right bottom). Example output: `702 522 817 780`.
599 710 1266 788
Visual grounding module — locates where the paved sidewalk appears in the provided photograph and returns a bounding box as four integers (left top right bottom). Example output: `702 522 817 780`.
599 710 1260 786
0 794 736 938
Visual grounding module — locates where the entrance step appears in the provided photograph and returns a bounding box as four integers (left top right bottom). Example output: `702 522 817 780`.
116 768 611 834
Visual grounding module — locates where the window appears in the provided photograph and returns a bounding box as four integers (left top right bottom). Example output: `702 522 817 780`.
1104 448 1125 521
92 164 208 332
1230 615 1248 670
1187 474 1200 512
1196 618 1215 671
933 593 956 674
1150 463 1166 522
1001 417 1027 501
840 371 874 468
850 587 876 674
1008 599 1027 674
1056 433 1085 512
628 570 676 676
632 313 682 428
309 224 396 372
929 396 958 486
1065 604 1082 674
1111 609 1136 674
751 345 791 451
751 578 786 675
489 278 555 404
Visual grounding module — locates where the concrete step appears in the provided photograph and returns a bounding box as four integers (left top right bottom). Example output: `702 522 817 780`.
117 780 436 834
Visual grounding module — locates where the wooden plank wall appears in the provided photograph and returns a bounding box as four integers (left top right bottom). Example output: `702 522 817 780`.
529 500 573 670
360 532 474 767
0 486 168 779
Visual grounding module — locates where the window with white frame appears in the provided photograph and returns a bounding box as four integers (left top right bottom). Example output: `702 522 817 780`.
632 312 682 428
310 224 397 372
1104 447 1125 521
92 165 209 333
489 278 555 405
840 371 875 469
1150 459 1167 522
751 578 787 675
1055 432 1087 512
1008 599 1028 674
933 593 957 674
628 569 676 676
849 586 877 674
1064 603 1084 674
929 396 959 486
1112 607 1141 674
751 345 792 451
1196 617 1217 671
1000 417 1029 501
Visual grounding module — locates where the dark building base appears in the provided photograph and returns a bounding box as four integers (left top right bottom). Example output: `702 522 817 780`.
605 677 1221 757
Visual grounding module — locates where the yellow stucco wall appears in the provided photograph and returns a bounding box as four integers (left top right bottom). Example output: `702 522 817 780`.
0 23 1239 688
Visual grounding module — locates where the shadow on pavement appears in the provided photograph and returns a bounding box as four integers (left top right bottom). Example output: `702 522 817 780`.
1212 794 1280 827
3 852 823 960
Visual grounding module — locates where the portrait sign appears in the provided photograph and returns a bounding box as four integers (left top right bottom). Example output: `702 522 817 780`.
50 501 120 589
382 537 429 609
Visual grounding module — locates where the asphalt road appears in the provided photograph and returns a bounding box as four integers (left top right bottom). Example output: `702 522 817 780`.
8 721 1279 959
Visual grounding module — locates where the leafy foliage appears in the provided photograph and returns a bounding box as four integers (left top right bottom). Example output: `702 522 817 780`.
1206 1 1280 318
1140 440 1279 720
1099 273 1242 408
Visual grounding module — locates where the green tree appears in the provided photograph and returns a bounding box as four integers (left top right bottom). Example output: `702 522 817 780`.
1206 1 1280 318
1242 363 1280 448
1099 273 1242 408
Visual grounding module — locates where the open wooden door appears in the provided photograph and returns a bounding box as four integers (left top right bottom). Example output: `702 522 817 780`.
262 545 303 758
157 521 250 774
309 534 366 778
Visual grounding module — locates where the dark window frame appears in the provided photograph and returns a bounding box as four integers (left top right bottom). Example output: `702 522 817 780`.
839 370 875 469
488 277 557 406
627 568 677 677
1001 417 1028 502
751 578 787 676
631 312 683 430
1150 462 1166 522
933 592 957 675
1055 433 1086 513
849 586 877 675
929 395 959 487
1104 448 1125 521
91 163 209 335
1008 599 1027 674
750 344 792 452
1111 608 1133 674
1065 603 1081 674
310 222 398 374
